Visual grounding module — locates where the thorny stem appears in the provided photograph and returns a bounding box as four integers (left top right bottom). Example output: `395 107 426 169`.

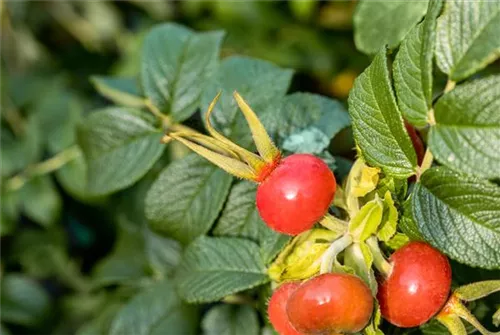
366 236 392 279
320 234 353 274
5 146 81 192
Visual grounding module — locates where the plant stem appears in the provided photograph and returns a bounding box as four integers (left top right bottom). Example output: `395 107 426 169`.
437 314 468 335
417 148 434 182
451 299 500 335
5 146 81 192
366 237 392 278
144 99 197 134
320 234 353 274
444 80 456 94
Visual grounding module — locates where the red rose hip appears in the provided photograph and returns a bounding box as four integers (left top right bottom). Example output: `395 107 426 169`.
377 241 452 328
256 154 336 235
287 273 373 334
268 282 304 335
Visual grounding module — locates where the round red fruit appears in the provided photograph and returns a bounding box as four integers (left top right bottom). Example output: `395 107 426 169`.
268 282 304 335
256 154 336 235
377 241 452 328
287 273 373 334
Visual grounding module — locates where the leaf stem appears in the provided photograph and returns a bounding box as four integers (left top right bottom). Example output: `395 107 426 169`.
417 148 434 182
320 234 353 274
444 80 456 94
144 99 197 134
5 146 81 192
366 236 392 278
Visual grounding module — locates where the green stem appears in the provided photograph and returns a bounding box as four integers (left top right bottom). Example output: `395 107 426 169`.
144 99 197 134
320 234 353 274
366 236 392 278
5 146 81 192
452 300 500 335
437 314 468 335
417 148 434 182
444 80 456 94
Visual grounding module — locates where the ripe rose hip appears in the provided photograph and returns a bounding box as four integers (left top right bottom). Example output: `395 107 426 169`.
287 273 373 334
377 241 452 328
256 154 336 235
268 282 304 335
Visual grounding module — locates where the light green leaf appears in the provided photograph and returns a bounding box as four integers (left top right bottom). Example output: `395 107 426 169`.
435 0 500 81
201 56 293 149
493 307 500 327
385 233 410 250
202 305 259 335
348 49 418 178
145 154 232 244
413 167 500 269
364 302 383 335
354 0 428 54
454 280 500 302
0 274 52 327
377 191 398 242
141 23 224 122
77 107 164 195
429 75 500 179
175 236 269 303
109 280 198 335
20 176 62 227
344 242 377 294
349 198 384 242
144 227 182 277
91 76 144 108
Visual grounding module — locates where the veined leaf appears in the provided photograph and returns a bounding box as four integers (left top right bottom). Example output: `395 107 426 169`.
348 49 417 178
413 167 500 269
202 305 259 335
354 0 428 55
429 75 500 179
92 76 144 108
145 154 232 244
77 107 164 195
141 23 224 122
435 0 500 81
175 236 268 303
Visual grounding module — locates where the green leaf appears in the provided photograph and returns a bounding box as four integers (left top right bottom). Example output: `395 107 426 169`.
385 233 410 250
377 192 398 242
76 302 122 335
0 274 52 327
349 198 384 242
91 76 144 108
77 107 164 195
20 176 62 227
493 307 500 327
201 56 293 149
344 242 377 294
175 236 269 303
413 167 500 269
141 23 224 122
1 189 20 236
454 280 500 301
354 0 429 55
393 0 443 127
399 197 424 241
348 49 417 178
429 75 500 179
146 154 232 244
435 0 500 81
109 280 198 335
202 305 259 335
144 227 182 277
213 181 286 263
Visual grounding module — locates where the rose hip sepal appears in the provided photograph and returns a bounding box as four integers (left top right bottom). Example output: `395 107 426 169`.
268 282 305 335
164 92 336 236
377 241 452 328
287 273 374 334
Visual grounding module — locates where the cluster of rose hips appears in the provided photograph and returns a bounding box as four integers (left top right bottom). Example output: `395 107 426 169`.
166 92 492 335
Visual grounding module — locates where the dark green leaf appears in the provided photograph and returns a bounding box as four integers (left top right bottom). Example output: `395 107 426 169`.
144 227 182 277
76 302 122 335
20 176 62 227
77 107 164 195
110 280 198 335
92 76 144 108
348 49 417 178
175 236 269 303
413 167 500 269
1 189 20 236
145 154 232 244
201 56 293 148
0 274 52 327
202 305 259 335
429 75 500 179
399 197 424 241
141 23 224 122
354 0 428 54
436 0 500 81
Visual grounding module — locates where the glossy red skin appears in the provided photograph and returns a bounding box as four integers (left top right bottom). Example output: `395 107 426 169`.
287 273 374 334
268 282 305 335
404 122 425 165
377 241 452 328
256 154 336 235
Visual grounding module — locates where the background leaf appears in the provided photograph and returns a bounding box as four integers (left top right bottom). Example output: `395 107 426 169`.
413 167 500 269
429 75 500 179
144 227 182 277
175 237 269 303
435 0 500 81
92 76 144 108
141 23 224 122
145 154 232 244
202 305 259 335
201 56 293 149
348 49 417 178
77 107 164 195
20 176 62 227
354 0 428 55
109 280 199 335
